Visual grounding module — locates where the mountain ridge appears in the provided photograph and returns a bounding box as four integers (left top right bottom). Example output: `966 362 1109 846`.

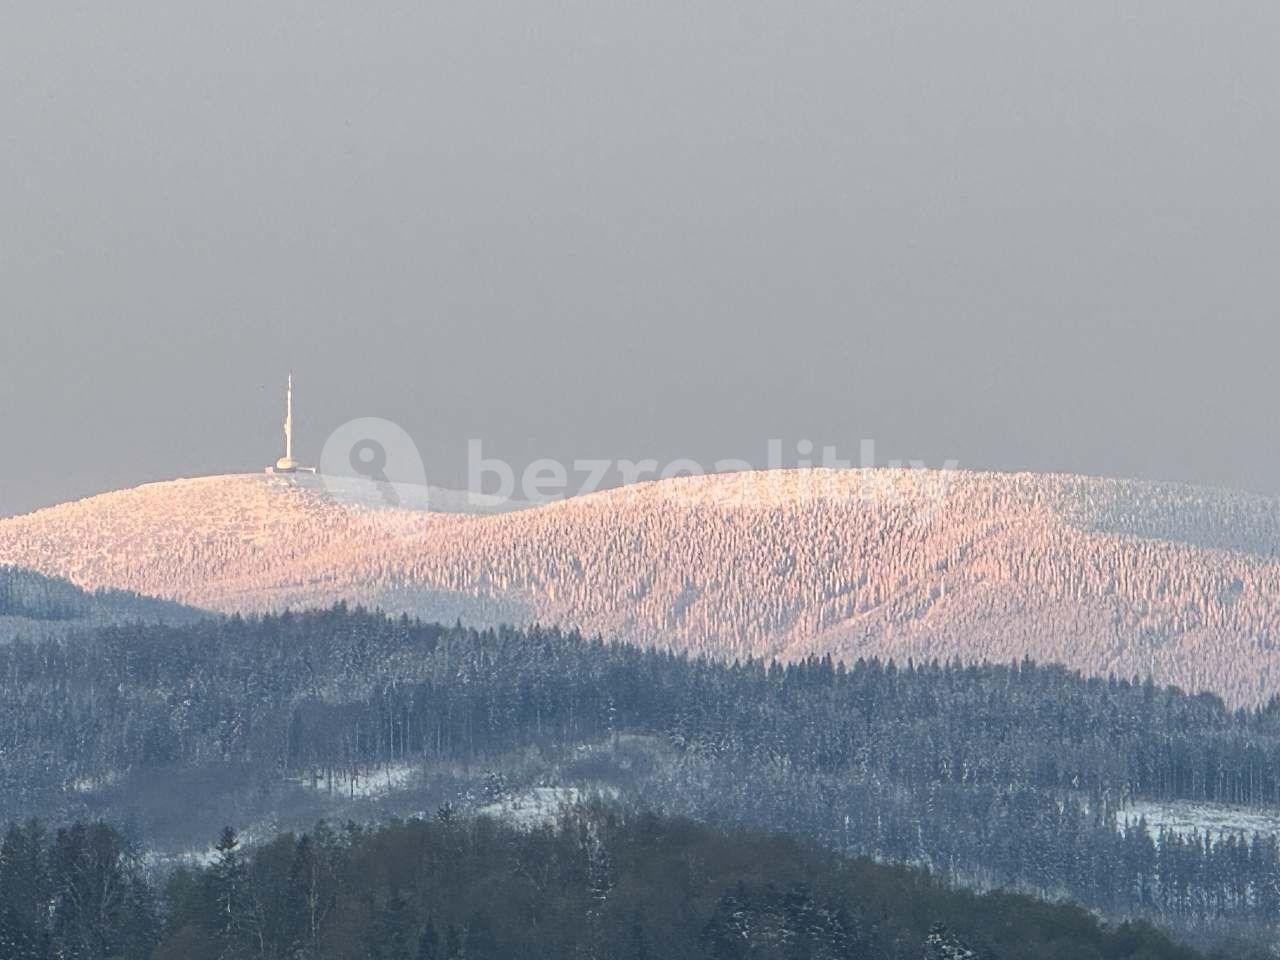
3 468 1280 704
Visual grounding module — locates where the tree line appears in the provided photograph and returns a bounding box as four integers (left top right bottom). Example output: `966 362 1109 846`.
0 807 1232 960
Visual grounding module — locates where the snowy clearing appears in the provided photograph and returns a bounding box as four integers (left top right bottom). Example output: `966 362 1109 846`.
478 786 620 828
290 762 421 799
1118 800 1280 841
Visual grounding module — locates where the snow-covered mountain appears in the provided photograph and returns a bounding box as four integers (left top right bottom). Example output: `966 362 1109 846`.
3 469 1280 705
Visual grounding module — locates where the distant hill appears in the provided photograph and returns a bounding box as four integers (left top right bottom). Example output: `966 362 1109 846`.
3 469 1280 704
0 564 202 639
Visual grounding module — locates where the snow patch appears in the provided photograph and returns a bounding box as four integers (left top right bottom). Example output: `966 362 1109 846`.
478 786 618 828
290 762 421 799
1118 800 1280 841
68 771 119 793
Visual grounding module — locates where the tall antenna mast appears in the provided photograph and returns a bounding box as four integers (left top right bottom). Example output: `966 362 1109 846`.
284 372 293 463
267 372 312 474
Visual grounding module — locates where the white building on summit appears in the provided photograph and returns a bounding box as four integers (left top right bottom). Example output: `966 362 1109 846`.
266 374 317 475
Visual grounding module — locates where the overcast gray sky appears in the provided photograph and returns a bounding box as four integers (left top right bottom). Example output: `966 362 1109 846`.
2 1 1278 515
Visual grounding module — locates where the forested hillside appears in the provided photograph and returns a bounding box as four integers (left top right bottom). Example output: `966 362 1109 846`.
5 469 1280 704
0 564 201 640
2 809 1228 960
6 607 1280 950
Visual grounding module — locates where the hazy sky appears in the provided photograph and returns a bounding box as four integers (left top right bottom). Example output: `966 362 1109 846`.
3 1 1279 515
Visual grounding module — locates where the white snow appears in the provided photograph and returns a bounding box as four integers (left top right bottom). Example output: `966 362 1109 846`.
1118 800 1280 841
68 771 119 793
290 762 421 799
478 786 618 828
302 473 521 515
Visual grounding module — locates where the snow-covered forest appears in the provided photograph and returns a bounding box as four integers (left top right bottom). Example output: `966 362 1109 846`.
0 564 199 641
5 607 1280 951
5 470 1280 705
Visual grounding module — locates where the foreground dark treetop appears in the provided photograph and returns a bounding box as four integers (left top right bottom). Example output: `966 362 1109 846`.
1 809 1228 960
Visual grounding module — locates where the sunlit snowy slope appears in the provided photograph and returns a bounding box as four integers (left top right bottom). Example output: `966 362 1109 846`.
4 469 1280 705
